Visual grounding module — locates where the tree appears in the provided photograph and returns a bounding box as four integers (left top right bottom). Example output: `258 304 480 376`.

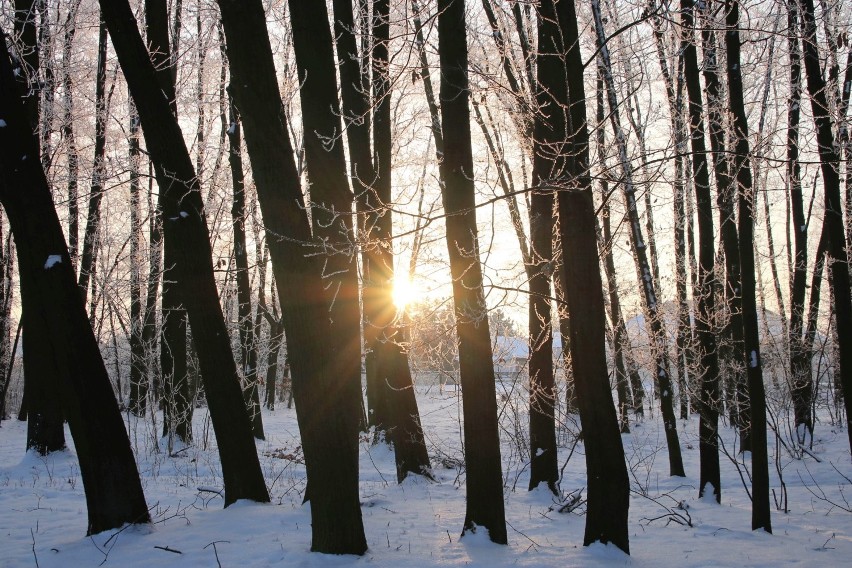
0 31 150 534
725 0 771 532
527 0 560 492
332 0 430 480
437 0 506 544
99 0 270 507
594 0 684 478
680 0 720 498
557 0 629 551
799 0 852 458
216 0 366 553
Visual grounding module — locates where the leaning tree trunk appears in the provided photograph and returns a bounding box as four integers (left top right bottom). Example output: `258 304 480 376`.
560 0 630 553
227 101 264 440
77 20 108 306
596 69 631 434
594 0 684 478
437 0 506 544
217 0 366 553
100 0 270 506
725 0 772 533
0 36 151 534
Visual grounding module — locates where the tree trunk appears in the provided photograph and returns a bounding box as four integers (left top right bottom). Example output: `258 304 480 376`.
216 0 365 553
725 0 771 533
228 102 264 440
333 0 430 479
437 0 506 544
100 0 269 506
596 70 630 434
786 0 811 442
527 0 562 493
128 105 145 415
594 0 684 478
77 21 109 305
559 0 630 552
0 37 151 534
799 0 852 457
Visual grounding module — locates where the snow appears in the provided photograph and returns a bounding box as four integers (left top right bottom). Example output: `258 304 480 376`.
0 119 6 128
1 385 851 567
749 350 759 368
179 211 189 218
43 255 62 269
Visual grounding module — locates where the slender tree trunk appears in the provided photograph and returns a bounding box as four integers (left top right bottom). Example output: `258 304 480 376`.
800 0 852 457
128 104 145 415
527 0 562 493
725 0 772 532
217 0 365 553
100 0 270 506
61 2 80 267
596 70 631 434
437 0 506 543
786 0 812 442
594 0 684 478
560 0 629 552
228 102 263 440
77 20 108 305
0 38 151 534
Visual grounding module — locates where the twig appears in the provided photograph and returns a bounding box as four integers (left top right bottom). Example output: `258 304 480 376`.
154 545 182 554
30 528 39 568
204 540 229 568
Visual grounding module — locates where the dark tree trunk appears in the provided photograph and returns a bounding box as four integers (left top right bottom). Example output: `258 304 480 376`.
76 20 108 305
437 0 506 544
686 0 723 500
100 0 269 506
527 0 561 492
559 0 630 553
0 36 150 534
333 0 430 478
725 0 772 533
128 106 145 416
145 0 192 439
14 0 65 453
800 0 852 456
228 102 264 440
596 70 630 434
61 3 79 266
786 0 811 442
288 0 364 456
216 0 365 553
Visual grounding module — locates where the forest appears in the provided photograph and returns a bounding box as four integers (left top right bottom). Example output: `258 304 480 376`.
0 0 850 565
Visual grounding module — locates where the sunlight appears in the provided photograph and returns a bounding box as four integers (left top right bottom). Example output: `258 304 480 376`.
392 277 417 311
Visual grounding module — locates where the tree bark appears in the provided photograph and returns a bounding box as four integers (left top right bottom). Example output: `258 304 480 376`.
437 0 506 544
799 0 852 457
559 0 630 552
0 36 151 534
100 0 269 506
216 0 366 553
725 0 772 532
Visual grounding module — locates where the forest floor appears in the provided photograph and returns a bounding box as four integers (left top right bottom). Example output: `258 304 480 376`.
1 382 851 567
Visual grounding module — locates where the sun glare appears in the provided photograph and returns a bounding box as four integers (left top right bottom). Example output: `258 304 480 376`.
392 277 416 311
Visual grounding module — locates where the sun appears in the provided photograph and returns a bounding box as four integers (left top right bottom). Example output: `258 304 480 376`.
392 277 417 311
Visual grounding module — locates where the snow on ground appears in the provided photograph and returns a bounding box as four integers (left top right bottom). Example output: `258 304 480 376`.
1 384 850 567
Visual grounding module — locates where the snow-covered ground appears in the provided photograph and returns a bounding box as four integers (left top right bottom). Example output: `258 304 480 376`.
1 384 850 567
